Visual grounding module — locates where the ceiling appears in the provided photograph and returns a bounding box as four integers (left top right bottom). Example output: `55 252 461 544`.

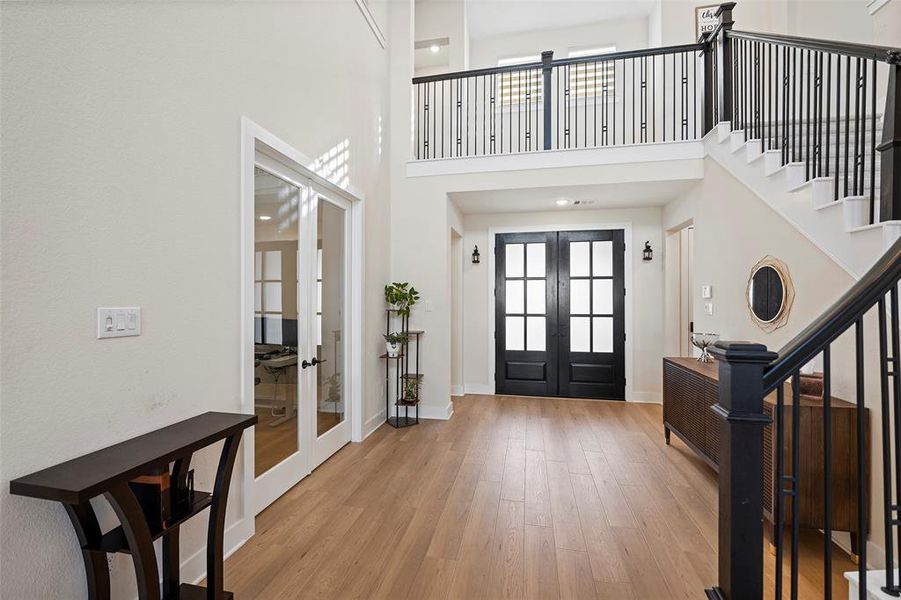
465 0 656 40
449 180 695 215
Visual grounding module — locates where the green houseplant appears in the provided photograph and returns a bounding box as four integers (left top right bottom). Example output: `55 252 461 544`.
383 332 407 358
384 282 420 318
403 378 420 403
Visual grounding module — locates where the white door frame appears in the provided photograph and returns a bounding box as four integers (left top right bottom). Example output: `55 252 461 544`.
240 117 364 523
486 222 635 401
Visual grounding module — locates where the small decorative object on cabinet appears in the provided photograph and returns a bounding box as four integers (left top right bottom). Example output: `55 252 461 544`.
662 357 869 561
382 282 423 428
690 332 720 362
8 412 256 600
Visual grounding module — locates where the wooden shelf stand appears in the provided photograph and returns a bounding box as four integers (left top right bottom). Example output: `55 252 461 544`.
9 411 256 600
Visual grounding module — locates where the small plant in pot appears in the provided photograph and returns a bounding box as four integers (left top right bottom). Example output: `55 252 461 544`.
403 379 420 403
384 332 407 358
384 282 420 318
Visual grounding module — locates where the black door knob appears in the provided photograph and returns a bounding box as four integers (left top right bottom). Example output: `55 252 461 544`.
301 357 327 369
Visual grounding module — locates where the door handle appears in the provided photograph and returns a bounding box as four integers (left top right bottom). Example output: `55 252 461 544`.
302 357 327 369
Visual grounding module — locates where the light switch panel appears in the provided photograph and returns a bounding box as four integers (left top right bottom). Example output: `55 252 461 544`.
701 285 712 299
97 307 141 339
704 302 714 316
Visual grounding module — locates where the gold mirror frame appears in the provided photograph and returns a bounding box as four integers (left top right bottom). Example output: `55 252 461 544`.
747 256 794 333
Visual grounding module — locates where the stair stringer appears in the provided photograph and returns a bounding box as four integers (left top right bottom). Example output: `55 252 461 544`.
704 122 894 279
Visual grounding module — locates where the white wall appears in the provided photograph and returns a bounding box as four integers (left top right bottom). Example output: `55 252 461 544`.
0 2 390 597
469 17 649 69
461 207 665 402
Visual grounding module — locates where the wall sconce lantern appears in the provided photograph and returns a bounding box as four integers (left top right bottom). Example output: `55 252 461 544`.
472 245 481 264
643 241 653 261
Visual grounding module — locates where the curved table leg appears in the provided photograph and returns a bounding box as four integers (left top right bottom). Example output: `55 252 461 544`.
207 433 242 599
163 457 191 598
63 503 111 600
104 481 161 600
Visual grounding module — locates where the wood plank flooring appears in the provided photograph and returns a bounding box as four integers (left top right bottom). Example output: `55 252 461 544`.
226 395 855 599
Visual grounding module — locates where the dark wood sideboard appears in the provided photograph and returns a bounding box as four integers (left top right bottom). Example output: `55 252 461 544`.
662 357 868 558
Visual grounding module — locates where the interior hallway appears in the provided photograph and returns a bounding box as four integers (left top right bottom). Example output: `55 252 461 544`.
224 395 854 599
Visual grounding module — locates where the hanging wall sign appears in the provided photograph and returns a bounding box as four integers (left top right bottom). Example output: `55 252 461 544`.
696 4 720 39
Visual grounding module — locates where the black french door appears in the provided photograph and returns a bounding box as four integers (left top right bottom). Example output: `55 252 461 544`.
495 230 625 400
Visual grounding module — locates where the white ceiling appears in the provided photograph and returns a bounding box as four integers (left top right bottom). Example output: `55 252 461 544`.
465 0 656 40
449 180 695 215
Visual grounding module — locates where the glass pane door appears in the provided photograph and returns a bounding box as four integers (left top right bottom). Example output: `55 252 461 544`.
253 168 304 478
316 197 346 436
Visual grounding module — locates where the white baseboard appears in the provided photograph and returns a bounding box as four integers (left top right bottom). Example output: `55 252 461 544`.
363 409 387 439
450 385 464 397
182 517 253 589
464 383 493 395
416 401 454 420
628 391 662 404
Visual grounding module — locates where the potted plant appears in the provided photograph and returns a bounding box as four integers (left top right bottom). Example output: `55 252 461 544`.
384 282 420 317
403 378 419 403
384 332 407 358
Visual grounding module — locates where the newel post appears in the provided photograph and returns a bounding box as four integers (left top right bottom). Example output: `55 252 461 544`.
706 341 777 600
878 54 901 221
716 3 736 126
542 50 554 150
702 32 715 135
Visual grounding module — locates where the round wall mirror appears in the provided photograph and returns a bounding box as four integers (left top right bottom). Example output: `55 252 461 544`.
747 256 794 332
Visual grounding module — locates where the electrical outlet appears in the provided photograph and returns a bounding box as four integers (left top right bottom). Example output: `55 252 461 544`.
704 302 714 316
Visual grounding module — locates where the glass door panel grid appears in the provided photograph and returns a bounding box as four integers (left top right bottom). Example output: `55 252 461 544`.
569 240 614 353
504 242 547 352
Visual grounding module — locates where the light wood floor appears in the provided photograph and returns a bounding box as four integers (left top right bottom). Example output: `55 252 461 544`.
227 395 855 599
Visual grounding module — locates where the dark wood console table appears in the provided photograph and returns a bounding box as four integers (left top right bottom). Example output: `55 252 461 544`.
10 411 256 600
662 357 868 558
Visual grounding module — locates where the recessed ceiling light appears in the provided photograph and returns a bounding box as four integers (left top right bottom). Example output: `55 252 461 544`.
430 44 440 54
258 215 272 221
555 199 569 206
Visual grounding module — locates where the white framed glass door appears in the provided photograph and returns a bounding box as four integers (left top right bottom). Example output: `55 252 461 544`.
249 154 353 515
307 194 351 469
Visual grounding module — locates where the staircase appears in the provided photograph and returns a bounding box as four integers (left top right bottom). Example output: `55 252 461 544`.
706 117 901 278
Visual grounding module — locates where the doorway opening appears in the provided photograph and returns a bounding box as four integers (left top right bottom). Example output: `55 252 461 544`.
665 223 694 358
494 229 626 400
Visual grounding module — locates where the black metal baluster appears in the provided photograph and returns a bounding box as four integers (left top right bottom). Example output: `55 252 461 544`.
694 47 698 139
489 74 495 154
783 46 789 165
792 47 798 162
415 84 420 160
856 317 868 599
826 54 832 179
806 49 812 181
653 55 657 141
775 383 786 599
790 371 801 600
845 55 851 197
854 57 862 197
891 286 901 597
880 295 895 593
871 60 877 222
823 345 833 599
632 57 636 144
663 53 667 142
466 76 470 156
556 66 560 150
594 61 598 148
673 51 677 141
584 61 589 148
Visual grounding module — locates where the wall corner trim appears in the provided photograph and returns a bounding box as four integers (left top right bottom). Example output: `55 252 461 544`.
355 0 387 48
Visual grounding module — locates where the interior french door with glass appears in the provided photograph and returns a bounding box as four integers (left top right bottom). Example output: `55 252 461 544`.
251 163 351 514
495 229 625 400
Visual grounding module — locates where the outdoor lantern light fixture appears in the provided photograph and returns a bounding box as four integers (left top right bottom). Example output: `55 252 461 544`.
643 241 653 261
472 246 481 264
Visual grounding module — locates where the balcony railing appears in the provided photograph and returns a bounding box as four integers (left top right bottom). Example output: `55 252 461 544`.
412 43 706 159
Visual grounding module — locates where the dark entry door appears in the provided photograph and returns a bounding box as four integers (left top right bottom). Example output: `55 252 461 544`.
495 230 625 400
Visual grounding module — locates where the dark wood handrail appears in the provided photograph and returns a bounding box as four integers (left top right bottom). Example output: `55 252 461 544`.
728 29 901 64
411 42 706 84
762 236 901 392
